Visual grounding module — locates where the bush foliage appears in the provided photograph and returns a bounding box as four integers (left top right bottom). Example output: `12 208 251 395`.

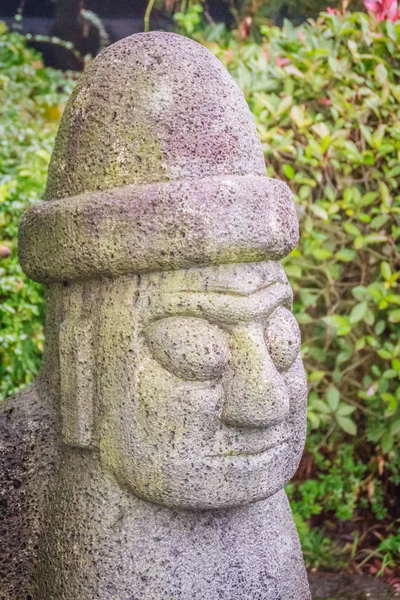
200 10 400 569
0 23 74 399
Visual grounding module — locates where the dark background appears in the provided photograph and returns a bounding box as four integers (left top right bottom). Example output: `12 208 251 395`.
0 0 231 24
0 0 234 69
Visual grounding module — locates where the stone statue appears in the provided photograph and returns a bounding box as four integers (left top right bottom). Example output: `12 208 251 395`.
0 32 311 600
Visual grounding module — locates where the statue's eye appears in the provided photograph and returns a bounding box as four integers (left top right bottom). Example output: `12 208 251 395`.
145 317 230 381
264 307 301 372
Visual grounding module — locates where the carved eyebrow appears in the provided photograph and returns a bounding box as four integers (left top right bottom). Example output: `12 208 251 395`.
150 283 293 324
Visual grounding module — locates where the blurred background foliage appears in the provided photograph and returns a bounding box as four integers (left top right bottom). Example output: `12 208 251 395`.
0 23 75 398
0 0 399 586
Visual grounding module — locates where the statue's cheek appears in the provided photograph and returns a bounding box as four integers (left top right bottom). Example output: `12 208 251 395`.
134 360 224 443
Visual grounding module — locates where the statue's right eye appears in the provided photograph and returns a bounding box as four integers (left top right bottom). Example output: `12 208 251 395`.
144 317 230 381
264 306 301 372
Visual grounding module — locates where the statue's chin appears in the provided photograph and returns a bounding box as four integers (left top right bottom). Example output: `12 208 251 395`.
113 442 301 510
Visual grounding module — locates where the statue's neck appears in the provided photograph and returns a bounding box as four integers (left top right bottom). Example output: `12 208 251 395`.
36 449 310 600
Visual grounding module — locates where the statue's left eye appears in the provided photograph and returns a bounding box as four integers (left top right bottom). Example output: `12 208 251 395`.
264 306 301 372
145 317 230 381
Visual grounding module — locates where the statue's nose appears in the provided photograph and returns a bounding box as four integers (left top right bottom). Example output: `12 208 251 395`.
221 323 289 429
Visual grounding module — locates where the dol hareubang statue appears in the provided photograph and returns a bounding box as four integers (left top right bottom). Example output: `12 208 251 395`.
0 32 311 600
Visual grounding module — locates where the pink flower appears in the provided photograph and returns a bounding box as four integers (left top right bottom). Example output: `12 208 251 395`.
297 30 305 42
225 49 233 61
363 0 399 21
326 7 341 13
276 57 290 67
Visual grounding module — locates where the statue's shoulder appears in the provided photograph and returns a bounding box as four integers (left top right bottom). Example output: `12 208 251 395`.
1 381 47 421
0 384 58 598
0 382 57 467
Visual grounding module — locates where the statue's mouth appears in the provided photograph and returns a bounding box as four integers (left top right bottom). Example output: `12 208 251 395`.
206 439 289 459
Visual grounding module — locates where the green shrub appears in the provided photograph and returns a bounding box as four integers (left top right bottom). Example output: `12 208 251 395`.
197 10 400 566
0 23 74 399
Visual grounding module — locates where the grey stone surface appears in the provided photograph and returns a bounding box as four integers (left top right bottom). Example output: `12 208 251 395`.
1 32 311 599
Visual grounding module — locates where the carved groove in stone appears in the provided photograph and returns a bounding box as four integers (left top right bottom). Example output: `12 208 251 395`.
60 318 95 447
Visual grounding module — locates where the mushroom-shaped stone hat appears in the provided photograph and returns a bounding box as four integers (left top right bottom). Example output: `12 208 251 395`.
19 32 298 283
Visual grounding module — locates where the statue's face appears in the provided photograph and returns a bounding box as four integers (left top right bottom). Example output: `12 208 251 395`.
98 261 307 509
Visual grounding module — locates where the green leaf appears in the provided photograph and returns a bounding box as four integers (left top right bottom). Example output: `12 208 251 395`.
308 370 326 382
343 222 361 237
312 122 330 139
290 105 309 128
383 369 398 379
323 315 351 336
284 265 302 278
336 415 357 435
378 349 393 359
360 124 373 146
381 262 392 281
312 399 332 414
375 320 386 335
353 237 364 250
313 248 333 260
390 419 400 436
277 95 293 115
387 294 400 305
356 336 366 350
375 63 388 86
327 385 340 411
362 151 375 166
381 433 393 454
361 192 379 206
296 313 313 324
310 204 328 221
389 309 400 323
307 411 320 429
381 392 396 405
349 302 368 324
366 335 378 348
362 234 387 246
379 181 392 208
282 164 295 179
370 215 389 229
337 403 356 416
335 249 356 262
392 359 400 371
352 286 368 302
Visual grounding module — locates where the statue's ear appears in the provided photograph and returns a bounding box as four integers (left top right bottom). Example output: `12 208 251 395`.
59 318 95 448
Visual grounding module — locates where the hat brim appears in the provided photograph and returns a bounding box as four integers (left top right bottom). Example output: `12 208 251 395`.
19 175 298 284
